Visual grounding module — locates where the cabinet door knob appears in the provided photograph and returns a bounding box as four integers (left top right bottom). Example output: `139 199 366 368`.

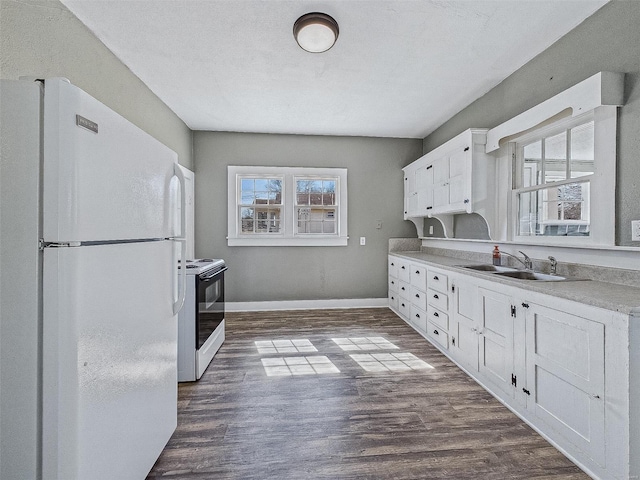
401 266 406 269
401 286 405 291
415 294 420 298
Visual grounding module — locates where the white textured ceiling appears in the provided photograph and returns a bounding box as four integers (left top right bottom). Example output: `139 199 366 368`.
60 0 608 139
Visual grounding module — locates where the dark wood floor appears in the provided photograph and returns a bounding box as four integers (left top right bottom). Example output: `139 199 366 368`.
147 308 588 479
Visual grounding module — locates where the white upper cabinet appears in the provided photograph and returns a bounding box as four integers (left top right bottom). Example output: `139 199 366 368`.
402 128 495 238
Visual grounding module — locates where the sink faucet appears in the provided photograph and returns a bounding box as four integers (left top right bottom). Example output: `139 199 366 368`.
548 256 557 275
502 250 533 270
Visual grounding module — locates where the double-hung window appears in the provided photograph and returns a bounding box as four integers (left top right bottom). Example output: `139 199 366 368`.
228 166 348 246
514 116 594 238
510 107 616 246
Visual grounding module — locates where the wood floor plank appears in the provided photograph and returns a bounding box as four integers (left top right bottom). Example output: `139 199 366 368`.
147 308 588 479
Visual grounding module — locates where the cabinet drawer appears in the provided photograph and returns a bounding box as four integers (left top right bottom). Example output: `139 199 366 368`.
397 296 410 319
388 277 399 293
398 280 410 297
427 288 448 311
428 304 449 330
427 320 449 349
410 287 427 311
388 256 399 278
410 305 427 333
410 265 427 291
397 260 411 283
428 269 449 293
388 292 398 311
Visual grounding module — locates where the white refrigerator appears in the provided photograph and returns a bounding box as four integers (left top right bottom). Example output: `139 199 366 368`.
0 78 186 479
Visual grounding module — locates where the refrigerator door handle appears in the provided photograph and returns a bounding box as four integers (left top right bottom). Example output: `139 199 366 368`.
172 164 187 315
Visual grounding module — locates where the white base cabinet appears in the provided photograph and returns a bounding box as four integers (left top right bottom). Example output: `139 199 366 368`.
388 254 639 480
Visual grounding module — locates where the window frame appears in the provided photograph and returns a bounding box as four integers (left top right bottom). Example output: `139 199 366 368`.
508 107 617 246
227 166 348 246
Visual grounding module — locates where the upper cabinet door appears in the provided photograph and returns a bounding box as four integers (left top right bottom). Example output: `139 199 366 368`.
43 79 178 242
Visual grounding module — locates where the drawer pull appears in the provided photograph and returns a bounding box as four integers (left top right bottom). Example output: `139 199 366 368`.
433 312 439 317
391 280 395 285
415 294 420 298
433 329 439 335
391 296 395 300
401 286 405 291
415 270 420 274
391 262 394 266
433 275 439 280
401 303 405 307
401 266 406 270
433 294 439 299
415 314 420 319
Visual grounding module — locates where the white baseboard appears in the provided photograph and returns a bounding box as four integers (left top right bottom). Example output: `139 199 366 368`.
226 298 389 312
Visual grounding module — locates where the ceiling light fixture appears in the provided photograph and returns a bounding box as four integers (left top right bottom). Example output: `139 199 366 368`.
293 12 339 53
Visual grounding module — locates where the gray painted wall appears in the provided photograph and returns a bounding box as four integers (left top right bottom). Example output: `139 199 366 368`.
422 1 640 246
194 132 422 302
0 0 193 168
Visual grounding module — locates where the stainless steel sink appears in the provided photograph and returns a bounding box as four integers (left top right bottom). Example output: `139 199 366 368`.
457 264 589 282
493 270 588 282
456 264 519 273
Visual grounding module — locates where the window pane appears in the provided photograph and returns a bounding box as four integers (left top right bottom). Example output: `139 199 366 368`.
296 207 337 235
240 177 281 206
322 180 336 205
544 131 567 183
517 182 589 237
523 141 542 187
241 219 254 233
297 193 309 205
570 121 594 179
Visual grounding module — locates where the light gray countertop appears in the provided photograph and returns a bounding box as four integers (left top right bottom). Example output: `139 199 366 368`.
390 251 640 315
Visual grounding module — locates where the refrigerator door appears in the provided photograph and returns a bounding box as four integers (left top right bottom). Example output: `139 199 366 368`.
42 241 177 480
43 78 179 242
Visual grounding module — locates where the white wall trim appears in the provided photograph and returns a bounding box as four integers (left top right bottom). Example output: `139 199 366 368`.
485 71 624 152
226 298 389 312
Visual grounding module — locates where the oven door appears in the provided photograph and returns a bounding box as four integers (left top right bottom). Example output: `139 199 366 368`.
195 266 226 350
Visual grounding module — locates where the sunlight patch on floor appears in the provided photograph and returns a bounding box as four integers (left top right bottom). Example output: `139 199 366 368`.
261 356 340 376
331 337 399 351
254 339 318 354
350 352 434 372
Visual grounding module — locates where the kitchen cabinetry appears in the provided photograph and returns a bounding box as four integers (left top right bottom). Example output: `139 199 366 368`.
387 254 638 480
449 274 479 371
425 267 451 350
477 286 516 399
523 303 605 466
402 128 495 238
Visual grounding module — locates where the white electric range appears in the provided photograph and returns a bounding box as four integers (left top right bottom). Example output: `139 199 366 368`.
177 259 227 382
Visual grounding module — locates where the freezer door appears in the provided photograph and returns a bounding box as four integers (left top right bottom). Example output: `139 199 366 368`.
43 78 179 242
42 241 177 480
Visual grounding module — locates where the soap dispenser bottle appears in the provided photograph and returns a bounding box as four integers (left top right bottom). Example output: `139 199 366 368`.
492 245 501 266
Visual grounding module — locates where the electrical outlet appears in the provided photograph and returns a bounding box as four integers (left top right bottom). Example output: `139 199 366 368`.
376 220 382 229
429 225 434 235
632 220 640 241
360 237 366 246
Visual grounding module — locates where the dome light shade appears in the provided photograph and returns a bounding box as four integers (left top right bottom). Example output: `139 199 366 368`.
293 13 339 53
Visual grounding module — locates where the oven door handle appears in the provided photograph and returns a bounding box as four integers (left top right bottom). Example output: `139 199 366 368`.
200 266 228 281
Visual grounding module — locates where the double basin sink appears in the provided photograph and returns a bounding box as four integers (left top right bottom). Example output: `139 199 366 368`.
456 264 588 282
